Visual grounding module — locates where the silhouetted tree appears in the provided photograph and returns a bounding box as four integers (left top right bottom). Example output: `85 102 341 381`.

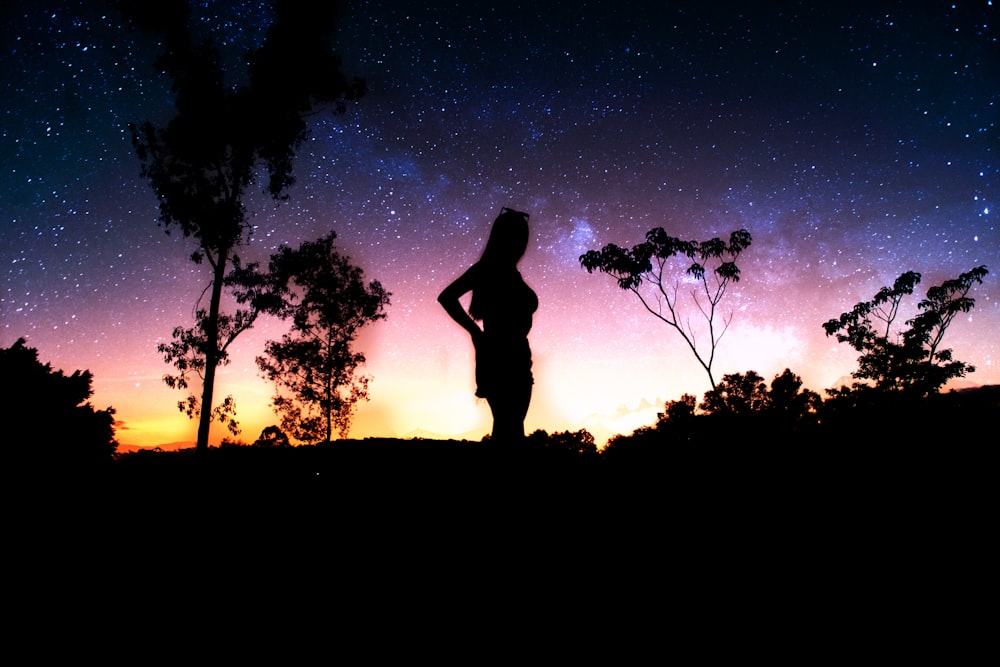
697 368 820 419
257 232 390 443
155 260 278 439
663 393 699 420
599 425 666 465
117 1 365 453
645 393 699 447
253 425 291 448
581 228 751 390
823 266 989 397
544 429 599 457
0 338 117 466
700 370 769 415
768 368 821 421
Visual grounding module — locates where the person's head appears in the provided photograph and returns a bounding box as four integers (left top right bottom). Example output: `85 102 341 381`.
480 207 530 267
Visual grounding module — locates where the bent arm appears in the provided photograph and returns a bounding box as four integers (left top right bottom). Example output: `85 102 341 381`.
438 265 483 342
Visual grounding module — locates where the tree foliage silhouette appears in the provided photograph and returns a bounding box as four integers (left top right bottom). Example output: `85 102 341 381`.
253 425 291 449
528 429 599 457
699 368 821 418
0 338 117 465
699 370 770 415
658 393 698 424
580 228 752 390
257 232 390 443
768 368 822 420
822 266 989 397
602 368 822 458
117 1 365 452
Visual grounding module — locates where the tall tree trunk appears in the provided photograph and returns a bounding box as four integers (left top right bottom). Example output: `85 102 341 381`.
324 332 333 443
196 248 229 454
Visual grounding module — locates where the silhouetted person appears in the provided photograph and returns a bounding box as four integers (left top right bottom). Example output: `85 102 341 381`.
439 208 538 443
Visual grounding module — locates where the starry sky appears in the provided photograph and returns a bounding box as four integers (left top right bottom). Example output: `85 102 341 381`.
2 0 997 449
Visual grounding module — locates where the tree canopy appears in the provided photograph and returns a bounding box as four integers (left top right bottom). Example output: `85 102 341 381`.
823 265 989 397
581 228 751 390
0 338 117 466
257 232 390 443
117 0 366 452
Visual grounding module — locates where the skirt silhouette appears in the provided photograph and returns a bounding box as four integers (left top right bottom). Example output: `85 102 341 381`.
474 333 533 401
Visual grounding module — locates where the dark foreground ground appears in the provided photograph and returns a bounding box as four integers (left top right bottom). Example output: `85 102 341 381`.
9 429 993 657
24 432 992 551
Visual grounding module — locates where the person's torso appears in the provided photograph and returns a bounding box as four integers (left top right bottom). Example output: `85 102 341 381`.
479 269 537 337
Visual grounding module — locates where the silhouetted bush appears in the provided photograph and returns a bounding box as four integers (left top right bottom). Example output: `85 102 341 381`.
1 338 117 469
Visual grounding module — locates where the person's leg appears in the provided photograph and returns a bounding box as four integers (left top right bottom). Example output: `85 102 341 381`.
487 382 531 443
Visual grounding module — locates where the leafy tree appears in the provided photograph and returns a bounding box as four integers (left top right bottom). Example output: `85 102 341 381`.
544 429 598 457
253 425 291 449
640 393 699 448
117 1 365 453
656 393 698 425
699 368 821 418
666 393 698 417
155 260 278 439
823 266 988 397
257 232 390 443
580 228 752 390
699 370 769 415
0 338 117 466
768 368 821 420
